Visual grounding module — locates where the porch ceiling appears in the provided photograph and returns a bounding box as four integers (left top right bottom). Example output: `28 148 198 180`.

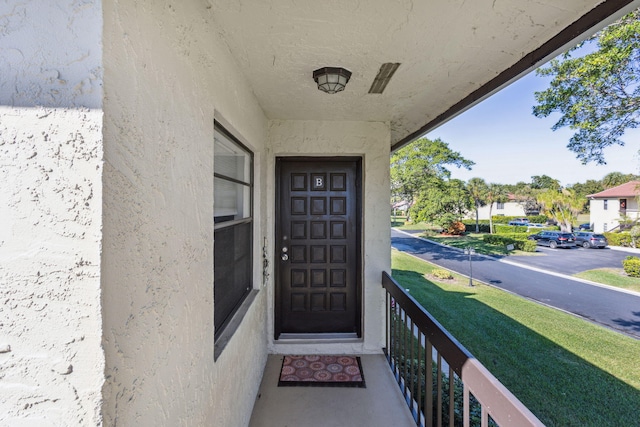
210 0 639 149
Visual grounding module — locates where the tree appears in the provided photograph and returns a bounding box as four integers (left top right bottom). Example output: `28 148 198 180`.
601 171 639 188
567 179 603 212
484 183 509 234
466 178 489 232
530 175 561 191
391 137 474 221
410 179 472 231
533 10 640 164
568 179 604 197
536 189 585 232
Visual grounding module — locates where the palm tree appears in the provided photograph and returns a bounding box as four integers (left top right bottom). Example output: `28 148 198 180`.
536 188 585 232
601 172 638 189
466 178 489 233
485 183 509 234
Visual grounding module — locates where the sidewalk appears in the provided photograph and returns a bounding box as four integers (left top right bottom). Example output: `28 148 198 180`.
610 245 640 255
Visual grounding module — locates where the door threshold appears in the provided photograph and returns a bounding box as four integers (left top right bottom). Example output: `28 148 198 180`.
277 332 359 341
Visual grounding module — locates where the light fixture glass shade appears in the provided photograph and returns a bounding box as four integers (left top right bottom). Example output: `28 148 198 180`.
313 67 352 94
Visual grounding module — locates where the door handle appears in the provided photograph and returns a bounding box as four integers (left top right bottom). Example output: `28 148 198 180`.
281 246 288 261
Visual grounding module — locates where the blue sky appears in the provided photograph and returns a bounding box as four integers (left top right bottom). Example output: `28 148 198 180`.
425 69 640 187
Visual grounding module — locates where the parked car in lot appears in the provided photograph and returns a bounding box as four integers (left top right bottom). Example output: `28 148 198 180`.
574 231 608 248
508 218 529 226
578 223 591 231
527 231 576 249
527 223 545 229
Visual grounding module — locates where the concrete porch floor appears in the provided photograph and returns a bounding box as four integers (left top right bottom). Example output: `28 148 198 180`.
249 354 416 427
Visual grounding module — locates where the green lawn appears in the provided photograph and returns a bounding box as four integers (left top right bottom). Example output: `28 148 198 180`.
392 249 640 427
575 268 640 293
426 233 541 256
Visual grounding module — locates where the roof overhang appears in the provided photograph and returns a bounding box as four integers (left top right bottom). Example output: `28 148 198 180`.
210 0 640 150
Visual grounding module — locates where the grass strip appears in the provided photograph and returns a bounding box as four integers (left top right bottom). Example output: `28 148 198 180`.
392 249 640 427
426 233 538 256
574 268 640 293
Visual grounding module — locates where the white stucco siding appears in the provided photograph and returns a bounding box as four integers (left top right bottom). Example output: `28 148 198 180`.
0 1 104 425
590 199 624 233
102 1 268 426
267 120 391 355
475 202 525 220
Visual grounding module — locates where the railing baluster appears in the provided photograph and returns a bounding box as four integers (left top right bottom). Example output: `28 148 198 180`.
482 405 488 427
409 317 415 410
436 353 442 427
402 308 408 396
392 299 398 380
385 291 390 357
425 339 433 427
449 365 454 427
416 331 423 425
463 383 470 427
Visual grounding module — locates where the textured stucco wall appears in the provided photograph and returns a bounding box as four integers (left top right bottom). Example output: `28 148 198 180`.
476 202 526 220
267 120 391 355
102 1 269 426
0 1 104 425
590 199 624 233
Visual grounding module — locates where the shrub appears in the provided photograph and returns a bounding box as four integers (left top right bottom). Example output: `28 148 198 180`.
483 234 511 245
446 221 466 235
630 225 640 248
528 215 549 224
482 234 536 252
495 224 528 234
431 269 453 280
461 221 491 233
491 216 511 224
491 215 547 225
622 256 640 278
604 232 632 247
520 239 538 252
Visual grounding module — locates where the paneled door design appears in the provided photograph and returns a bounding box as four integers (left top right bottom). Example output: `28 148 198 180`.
275 157 362 338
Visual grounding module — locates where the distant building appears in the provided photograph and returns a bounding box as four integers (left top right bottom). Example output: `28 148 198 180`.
587 181 640 232
473 194 539 220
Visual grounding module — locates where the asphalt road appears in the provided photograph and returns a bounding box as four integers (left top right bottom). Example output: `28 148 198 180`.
508 242 634 275
391 228 640 339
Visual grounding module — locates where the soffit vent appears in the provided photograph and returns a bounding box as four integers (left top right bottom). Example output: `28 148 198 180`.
368 62 401 94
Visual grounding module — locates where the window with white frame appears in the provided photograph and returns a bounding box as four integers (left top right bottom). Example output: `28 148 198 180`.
497 202 505 210
604 199 608 210
214 122 253 341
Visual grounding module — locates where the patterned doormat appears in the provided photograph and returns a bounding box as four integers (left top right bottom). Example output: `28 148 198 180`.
278 355 366 388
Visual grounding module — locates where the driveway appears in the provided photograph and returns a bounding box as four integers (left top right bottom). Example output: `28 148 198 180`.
391 228 640 339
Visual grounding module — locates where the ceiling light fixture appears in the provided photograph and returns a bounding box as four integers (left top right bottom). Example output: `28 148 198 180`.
313 67 352 94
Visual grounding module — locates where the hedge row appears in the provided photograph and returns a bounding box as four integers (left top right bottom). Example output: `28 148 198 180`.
482 234 537 252
462 222 556 234
461 222 491 233
491 215 548 224
494 224 529 234
604 232 633 247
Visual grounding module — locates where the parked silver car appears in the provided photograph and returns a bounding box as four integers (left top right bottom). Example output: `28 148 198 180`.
574 232 608 249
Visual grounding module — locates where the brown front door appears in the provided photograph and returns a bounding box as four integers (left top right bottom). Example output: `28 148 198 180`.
275 157 362 338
